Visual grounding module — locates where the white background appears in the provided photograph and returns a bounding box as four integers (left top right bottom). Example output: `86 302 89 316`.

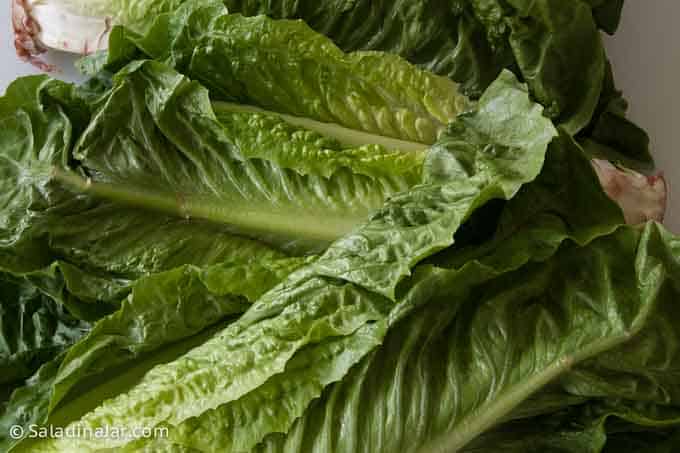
1 2 678 232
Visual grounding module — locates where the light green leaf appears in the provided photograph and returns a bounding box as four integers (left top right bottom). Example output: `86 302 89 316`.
32 273 393 452
0 71 287 286
314 70 556 298
64 60 422 253
218 0 607 133
114 0 471 144
27 69 557 453
2 257 306 452
0 57 426 289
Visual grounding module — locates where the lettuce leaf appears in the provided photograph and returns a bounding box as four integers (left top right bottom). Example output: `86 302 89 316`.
116 1 469 145
66 60 417 250
0 73 287 280
0 271 89 386
19 0 634 140
462 401 680 452
99 0 601 135
156 0 653 162
0 256 307 452
38 137 676 453
212 1 646 149
24 69 557 453
0 52 444 451
4 2 677 451
580 59 654 169
253 222 680 453
0 58 429 288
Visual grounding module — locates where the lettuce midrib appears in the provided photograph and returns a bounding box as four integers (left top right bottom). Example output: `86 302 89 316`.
52 167 362 243
53 105 431 244
212 102 430 152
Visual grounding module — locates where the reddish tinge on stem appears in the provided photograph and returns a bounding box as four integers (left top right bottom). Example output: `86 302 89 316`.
12 0 54 70
592 159 668 225
11 0 114 71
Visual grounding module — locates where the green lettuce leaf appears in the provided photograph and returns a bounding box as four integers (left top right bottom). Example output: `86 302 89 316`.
0 356 64 452
24 69 557 452
0 76 75 274
0 56 429 288
22 0 626 137
587 0 625 34
118 0 470 145
0 271 89 386
429 130 625 271
219 0 510 96
477 0 604 135
217 0 606 132
254 222 680 453
580 60 654 169
65 60 426 252
1 256 307 452
462 401 680 452
315 69 555 298
94 0 611 132
156 0 652 158
0 72 287 284
560 223 680 405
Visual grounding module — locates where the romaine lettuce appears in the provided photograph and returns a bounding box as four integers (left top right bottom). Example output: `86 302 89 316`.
2 2 679 452
4 66 559 453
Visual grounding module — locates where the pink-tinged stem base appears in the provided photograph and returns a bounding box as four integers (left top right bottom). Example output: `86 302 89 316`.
592 159 668 225
11 0 113 71
12 0 54 70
